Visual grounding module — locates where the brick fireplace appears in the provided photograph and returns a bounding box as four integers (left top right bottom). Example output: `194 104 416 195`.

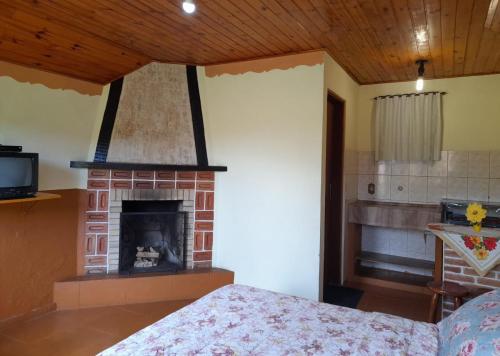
83 169 215 275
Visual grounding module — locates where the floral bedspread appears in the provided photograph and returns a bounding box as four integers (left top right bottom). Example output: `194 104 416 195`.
99 284 438 355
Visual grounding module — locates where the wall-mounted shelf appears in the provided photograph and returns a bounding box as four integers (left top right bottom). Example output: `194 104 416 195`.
70 161 227 172
356 251 435 271
0 192 61 205
357 265 434 287
349 200 441 231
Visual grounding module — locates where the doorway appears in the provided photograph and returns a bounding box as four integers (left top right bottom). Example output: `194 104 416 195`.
323 91 345 296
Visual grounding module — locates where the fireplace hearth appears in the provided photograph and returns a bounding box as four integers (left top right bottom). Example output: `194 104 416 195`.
119 200 186 274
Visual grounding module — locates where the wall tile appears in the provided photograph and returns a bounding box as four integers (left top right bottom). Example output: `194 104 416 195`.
489 179 500 203
344 174 358 200
358 151 375 174
354 150 500 206
448 151 468 177
409 176 428 203
467 178 489 202
374 175 391 200
358 174 374 200
361 232 375 251
424 234 436 261
468 152 490 178
388 229 408 257
490 151 500 178
410 161 428 177
374 161 391 175
447 177 468 200
427 177 447 203
391 161 409 175
428 151 447 177
407 230 426 258
390 176 409 202
361 226 389 253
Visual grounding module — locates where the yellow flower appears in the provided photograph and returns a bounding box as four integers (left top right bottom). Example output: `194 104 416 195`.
470 236 482 245
466 203 487 224
474 248 489 260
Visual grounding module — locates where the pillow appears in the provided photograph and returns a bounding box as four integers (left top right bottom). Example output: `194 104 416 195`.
437 288 500 356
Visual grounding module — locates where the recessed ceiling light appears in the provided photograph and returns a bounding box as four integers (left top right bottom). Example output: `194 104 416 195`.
182 0 196 14
416 29 427 43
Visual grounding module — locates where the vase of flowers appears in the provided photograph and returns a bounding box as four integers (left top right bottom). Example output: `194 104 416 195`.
466 202 487 232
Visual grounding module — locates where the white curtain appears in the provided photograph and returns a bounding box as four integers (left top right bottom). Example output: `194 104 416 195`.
373 92 442 161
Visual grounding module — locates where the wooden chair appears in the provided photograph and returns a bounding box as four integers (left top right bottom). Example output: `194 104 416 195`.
427 281 469 323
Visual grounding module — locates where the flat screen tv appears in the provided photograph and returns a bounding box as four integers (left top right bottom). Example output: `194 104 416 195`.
0 152 38 199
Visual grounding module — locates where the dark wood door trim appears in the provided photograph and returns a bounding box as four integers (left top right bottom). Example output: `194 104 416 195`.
323 90 346 291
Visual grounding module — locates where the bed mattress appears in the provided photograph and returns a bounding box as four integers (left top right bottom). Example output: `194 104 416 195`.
99 284 438 355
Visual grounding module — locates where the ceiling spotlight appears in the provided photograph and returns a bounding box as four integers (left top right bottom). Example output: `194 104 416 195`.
182 0 196 14
416 29 427 43
415 59 428 91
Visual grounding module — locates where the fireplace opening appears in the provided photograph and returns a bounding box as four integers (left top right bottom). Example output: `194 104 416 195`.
119 200 186 275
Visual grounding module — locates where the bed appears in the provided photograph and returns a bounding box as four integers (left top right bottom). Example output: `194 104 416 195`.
99 284 439 355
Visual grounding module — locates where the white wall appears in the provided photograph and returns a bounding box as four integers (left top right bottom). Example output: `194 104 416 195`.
0 76 102 190
199 64 325 300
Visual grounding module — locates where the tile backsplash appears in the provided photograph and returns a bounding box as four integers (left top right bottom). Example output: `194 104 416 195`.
357 151 500 204
361 226 435 261
361 226 435 276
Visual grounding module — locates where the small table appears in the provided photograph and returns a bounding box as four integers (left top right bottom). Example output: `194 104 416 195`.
427 281 469 323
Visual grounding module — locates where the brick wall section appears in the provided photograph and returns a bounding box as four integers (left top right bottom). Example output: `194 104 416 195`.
84 169 215 274
442 244 499 316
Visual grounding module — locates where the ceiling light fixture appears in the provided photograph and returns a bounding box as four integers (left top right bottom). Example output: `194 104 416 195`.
415 59 428 91
182 0 196 14
416 29 427 43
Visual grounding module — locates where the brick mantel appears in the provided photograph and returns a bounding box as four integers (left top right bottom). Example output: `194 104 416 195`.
82 169 215 275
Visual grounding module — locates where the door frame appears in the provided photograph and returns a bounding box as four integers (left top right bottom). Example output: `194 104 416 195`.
321 90 346 297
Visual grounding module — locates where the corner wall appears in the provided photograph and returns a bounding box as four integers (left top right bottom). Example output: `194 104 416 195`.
0 61 104 190
200 59 325 300
0 62 103 323
323 54 360 288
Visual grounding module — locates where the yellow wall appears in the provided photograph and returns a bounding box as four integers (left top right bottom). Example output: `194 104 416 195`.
199 62 325 300
357 74 500 151
0 75 103 190
324 54 359 151
323 54 360 288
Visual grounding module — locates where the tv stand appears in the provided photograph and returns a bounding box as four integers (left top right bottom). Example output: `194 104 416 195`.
0 192 60 205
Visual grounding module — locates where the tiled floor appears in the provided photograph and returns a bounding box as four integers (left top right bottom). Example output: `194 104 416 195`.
0 300 192 356
0 286 431 356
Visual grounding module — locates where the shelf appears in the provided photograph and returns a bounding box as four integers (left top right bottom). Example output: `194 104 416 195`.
70 161 227 172
348 200 441 231
357 251 434 270
357 265 433 287
0 192 61 205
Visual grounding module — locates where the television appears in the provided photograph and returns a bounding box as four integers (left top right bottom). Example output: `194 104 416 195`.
0 152 38 199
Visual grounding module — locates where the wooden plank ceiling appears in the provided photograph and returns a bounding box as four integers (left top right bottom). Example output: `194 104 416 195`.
1 0 499 84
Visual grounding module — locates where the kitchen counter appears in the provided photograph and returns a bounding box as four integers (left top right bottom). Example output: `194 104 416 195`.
348 200 441 231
